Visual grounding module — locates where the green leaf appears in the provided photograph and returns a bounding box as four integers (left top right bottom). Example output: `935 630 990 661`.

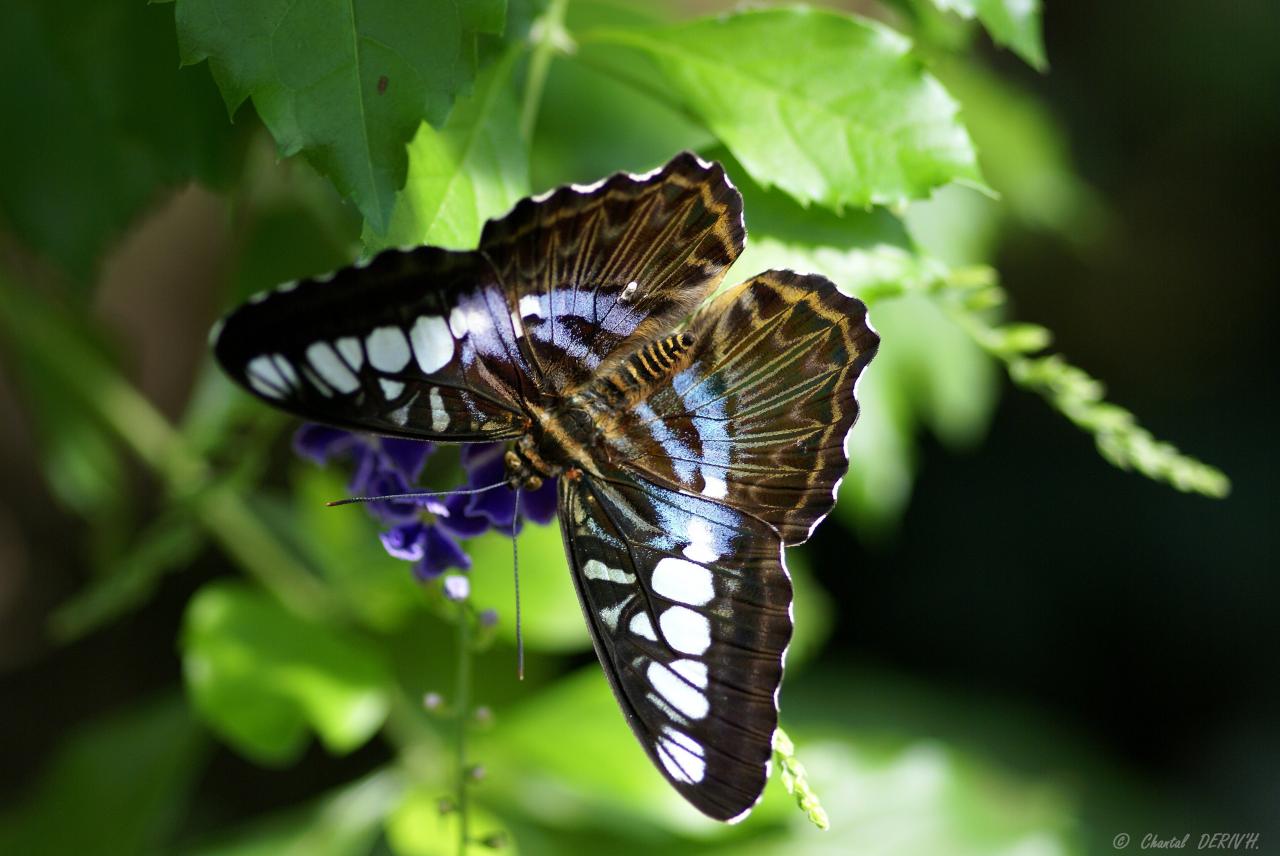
385 785 514 856
0 0 240 280
365 47 529 252
175 0 509 231
584 7 985 210
927 56 1103 238
0 697 205 856
931 0 1048 71
466 520 589 653
291 467 425 632
722 151 940 302
840 294 1000 534
187 770 402 856
181 581 392 764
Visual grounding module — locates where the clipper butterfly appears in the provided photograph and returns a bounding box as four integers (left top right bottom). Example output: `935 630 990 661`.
213 152 880 822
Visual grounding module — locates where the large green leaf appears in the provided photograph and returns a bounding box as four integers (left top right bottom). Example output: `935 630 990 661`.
175 0 508 232
584 7 985 211
181 581 392 764
931 0 1047 71
0 697 205 856
723 151 939 302
365 48 529 252
0 0 238 279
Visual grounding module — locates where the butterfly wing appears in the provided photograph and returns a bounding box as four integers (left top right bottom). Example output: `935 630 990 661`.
559 466 791 822
480 151 745 394
603 270 880 545
212 246 535 441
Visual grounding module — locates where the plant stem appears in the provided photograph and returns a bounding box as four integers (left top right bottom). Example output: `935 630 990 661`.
0 275 340 619
520 0 571 140
455 601 473 856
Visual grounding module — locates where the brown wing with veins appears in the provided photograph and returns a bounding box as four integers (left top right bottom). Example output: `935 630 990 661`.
478 151 745 396
599 270 880 545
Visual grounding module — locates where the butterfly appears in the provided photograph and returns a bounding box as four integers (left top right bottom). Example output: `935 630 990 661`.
212 152 879 822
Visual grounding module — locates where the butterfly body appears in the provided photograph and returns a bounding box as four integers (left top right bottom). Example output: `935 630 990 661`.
213 153 879 822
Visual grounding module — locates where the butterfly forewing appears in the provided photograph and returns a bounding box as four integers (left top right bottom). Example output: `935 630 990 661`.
213 246 532 441
480 152 745 394
559 466 792 821
603 270 879 545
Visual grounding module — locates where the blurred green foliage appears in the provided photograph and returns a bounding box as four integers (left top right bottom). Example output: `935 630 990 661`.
0 0 1232 854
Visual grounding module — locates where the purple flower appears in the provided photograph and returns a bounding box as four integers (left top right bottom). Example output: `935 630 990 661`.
292 426 556 584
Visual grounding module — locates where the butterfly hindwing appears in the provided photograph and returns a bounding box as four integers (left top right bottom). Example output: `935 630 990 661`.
481 152 745 394
213 246 534 441
559 465 792 822
601 270 880 545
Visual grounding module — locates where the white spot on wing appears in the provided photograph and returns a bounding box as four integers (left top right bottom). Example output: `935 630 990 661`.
247 355 287 399
448 306 469 338
306 342 359 393
388 391 418 427
671 659 708 689
657 735 706 783
659 606 711 655
366 326 411 372
429 387 448 432
410 315 453 373
583 559 636 585
518 294 541 318
599 595 632 632
629 612 657 641
701 474 728 499
652 558 714 606
379 378 404 400
335 337 363 369
647 661 708 719
683 518 720 563
270 355 298 388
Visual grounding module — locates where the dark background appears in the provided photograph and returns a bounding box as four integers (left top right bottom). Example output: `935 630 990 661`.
2 0 1275 850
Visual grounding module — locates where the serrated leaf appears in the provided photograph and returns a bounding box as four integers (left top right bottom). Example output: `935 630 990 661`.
586 7 985 210
0 0 239 280
931 0 1047 70
175 0 508 231
722 151 940 302
181 581 392 764
365 48 529 252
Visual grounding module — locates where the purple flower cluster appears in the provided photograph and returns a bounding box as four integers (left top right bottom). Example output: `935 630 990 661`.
294 425 556 580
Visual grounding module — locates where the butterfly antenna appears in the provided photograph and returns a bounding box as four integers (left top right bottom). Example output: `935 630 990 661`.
326 481 508 507
512 487 525 681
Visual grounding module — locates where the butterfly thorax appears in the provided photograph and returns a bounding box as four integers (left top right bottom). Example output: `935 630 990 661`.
509 332 696 484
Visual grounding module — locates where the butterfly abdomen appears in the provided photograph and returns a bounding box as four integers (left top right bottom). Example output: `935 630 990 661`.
598 332 695 404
